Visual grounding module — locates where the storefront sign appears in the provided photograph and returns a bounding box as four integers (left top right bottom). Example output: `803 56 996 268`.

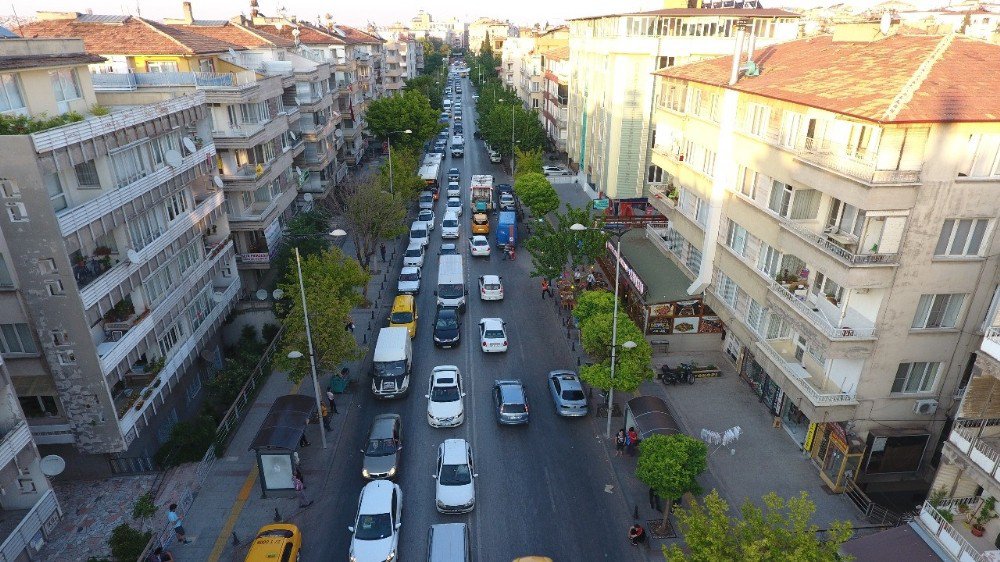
593 198 610 210
804 423 818 451
606 240 645 294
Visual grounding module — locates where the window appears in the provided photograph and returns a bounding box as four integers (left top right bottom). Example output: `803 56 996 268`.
150 131 181 168
0 323 37 354
0 73 26 115
891 362 940 393
158 322 184 357
176 241 201 276
146 60 179 73
912 294 966 329
688 88 702 116
718 274 737 307
164 191 190 222
128 208 165 250
935 219 990 257
768 181 792 217
757 243 781 277
686 247 702 272
74 161 100 187
725 221 748 256
736 166 756 198
532 99 539 109
656 56 675 69
745 103 770 136
747 299 764 333
701 148 716 177
49 69 81 103
186 288 214 331
144 265 175 306
18 395 57 418
110 144 150 188
44 173 67 213
0 254 12 287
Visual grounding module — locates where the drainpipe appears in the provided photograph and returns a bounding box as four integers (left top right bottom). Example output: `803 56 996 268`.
729 26 746 86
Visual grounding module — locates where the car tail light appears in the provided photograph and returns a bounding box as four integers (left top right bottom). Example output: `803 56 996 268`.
481 288 485 294
502 340 507 346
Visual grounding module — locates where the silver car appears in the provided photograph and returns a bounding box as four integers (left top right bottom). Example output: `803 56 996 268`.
493 379 529 425
419 191 435 210
362 414 402 480
547 370 589 417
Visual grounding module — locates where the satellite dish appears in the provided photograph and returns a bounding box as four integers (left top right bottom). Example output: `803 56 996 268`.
164 150 182 167
334 129 344 138
40 455 66 477
126 249 141 263
272 288 284 300
213 175 224 189
880 12 891 35
303 193 314 202
255 289 268 301
182 137 197 154
292 28 301 37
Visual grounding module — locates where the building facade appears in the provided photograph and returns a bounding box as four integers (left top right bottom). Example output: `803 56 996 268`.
647 30 1000 493
541 47 570 154
468 18 512 54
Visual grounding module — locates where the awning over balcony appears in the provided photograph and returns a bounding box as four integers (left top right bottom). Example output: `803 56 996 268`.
960 375 1000 418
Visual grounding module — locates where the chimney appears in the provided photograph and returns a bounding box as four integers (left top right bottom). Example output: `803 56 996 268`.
182 2 193 24
729 24 746 85
86 8 93 14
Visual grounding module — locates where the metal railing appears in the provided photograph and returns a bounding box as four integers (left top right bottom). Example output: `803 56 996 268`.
916 500 988 562
781 219 899 266
797 138 921 185
844 479 908 527
755 341 857 405
91 71 258 91
0 489 60 561
768 280 877 339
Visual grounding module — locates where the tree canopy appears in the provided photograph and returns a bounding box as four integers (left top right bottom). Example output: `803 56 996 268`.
524 204 609 280
573 290 617 323
666 490 854 562
336 178 407 273
403 75 443 111
366 90 440 151
637 434 708 535
514 172 559 217
578 311 653 393
515 147 544 177
376 146 425 201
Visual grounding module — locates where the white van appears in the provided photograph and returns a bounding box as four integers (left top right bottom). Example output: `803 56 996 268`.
372 327 412 399
436 254 467 310
410 220 429 247
443 99 452 111
441 212 460 239
427 523 471 562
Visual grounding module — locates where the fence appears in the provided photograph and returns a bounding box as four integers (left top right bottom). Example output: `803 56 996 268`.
844 479 908 527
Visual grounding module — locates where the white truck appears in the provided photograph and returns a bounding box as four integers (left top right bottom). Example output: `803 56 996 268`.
450 135 465 158
419 153 443 192
470 174 494 213
372 327 413 399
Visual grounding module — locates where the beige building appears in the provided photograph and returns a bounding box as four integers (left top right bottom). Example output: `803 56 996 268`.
468 18 512 54
410 10 464 49
647 29 1000 493
566 6 800 199
541 47 570 154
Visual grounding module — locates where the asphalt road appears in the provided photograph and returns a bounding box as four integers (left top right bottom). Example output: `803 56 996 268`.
304 75 641 561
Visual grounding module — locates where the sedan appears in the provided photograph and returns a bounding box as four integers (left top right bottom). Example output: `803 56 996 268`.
478 318 508 353
478 275 503 301
439 243 458 256
419 191 435 210
434 439 477 514
469 236 491 257
397 266 421 294
349 480 402 562
543 165 572 177
361 414 402 480
426 366 465 427
418 209 436 230
403 243 425 268
547 371 589 417
246 524 301 562
433 306 461 348
446 197 463 217
447 167 460 182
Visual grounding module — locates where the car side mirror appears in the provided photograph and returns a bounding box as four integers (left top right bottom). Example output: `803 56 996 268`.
360 449 365 454
395 523 401 530
431 474 437 478
424 394 430 399
348 526 355 533
474 473 479 478
462 392 467 397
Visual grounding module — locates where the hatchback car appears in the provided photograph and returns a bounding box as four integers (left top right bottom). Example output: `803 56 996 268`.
441 214 460 240
409 221 429 248
433 141 446 154
489 149 501 163
499 192 515 211
418 209 436 230
493 380 530 425
434 439 477 514
419 190 435 209
397 266 421 294
349 480 402 562
403 243 425 268
547 371 589 417
469 236 490 257
446 197 463 217
478 318 508 352
245 524 301 562
361 414 402 480
439 243 458 255
426 366 465 427
447 181 461 198
496 183 513 194
478 275 503 301
447 168 460 182
543 165 572 176
433 306 461 348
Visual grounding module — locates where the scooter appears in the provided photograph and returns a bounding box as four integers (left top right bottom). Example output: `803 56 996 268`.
659 363 695 385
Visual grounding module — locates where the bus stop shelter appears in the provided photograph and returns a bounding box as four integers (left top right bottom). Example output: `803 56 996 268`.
624 396 682 440
249 394 315 497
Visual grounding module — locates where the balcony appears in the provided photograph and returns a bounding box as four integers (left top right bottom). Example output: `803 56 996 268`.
754 340 858 406
647 183 678 216
0 489 60 562
795 138 921 186
915 498 993 562
948 420 1000 482
779 219 900 267
71 249 119 291
213 121 267 140
0 421 31 470
983 327 1000 362
228 187 297 231
90 71 258 92
767 280 877 340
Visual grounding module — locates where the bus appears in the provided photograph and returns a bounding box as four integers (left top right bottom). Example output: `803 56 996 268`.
419 153 443 192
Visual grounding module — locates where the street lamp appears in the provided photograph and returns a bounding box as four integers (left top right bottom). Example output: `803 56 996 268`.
571 222 636 439
386 129 412 195
287 228 348 450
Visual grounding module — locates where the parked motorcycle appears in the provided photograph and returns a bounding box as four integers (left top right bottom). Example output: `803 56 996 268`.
659 363 696 385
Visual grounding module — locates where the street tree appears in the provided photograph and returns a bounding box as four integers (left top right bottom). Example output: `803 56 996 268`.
478 103 547 157
635 434 708 534
572 290 616 324
524 215 570 281
514 172 559 217
271 209 333 274
665 490 854 562
578 311 653 393
376 146 426 201
515 147 544 177
366 90 440 150
274 247 368 384
335 178 408 272
563 205 609 268
524 203 607 279
404 75 443 110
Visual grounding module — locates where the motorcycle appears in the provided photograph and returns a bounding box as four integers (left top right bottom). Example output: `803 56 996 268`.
659 363 695 385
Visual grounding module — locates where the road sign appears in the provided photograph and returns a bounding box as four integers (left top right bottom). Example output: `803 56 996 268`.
593 199 610 210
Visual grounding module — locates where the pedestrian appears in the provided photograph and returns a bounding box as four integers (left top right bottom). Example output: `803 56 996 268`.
628 523 647 547
299 431 311 448
541 279 551 299
379 242 387 262
615 429 626 457
148 547 174 561
166 503 190 544
321 403 332 431
586 271 596 290
345 318 355 333
326 390 339 414
627 426 640 457
293 475 313 508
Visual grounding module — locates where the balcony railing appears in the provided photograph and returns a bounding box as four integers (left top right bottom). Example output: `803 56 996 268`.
780 219 900 266
755 341 857 405
0 489 60 562
949 420 1000 480
797 138 921 185
0 421 31 470
90 71 258 91
768 280 877 339
916 500 989 562
213 121 267 139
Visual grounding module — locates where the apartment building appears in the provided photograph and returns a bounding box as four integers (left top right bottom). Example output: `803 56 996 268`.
501 37 535 93
541 47 570 154
0 37 239 466
469 18 512 54
646 29 1000 493
410 10 464 49
566 4 799 198
380 32 419 95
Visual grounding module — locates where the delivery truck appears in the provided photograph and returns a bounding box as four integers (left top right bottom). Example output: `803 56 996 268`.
470 174 494 212
496 211 517 247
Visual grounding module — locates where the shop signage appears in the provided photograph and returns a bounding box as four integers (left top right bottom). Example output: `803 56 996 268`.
606 240 645 294
593 198 610 210
803 423 818 451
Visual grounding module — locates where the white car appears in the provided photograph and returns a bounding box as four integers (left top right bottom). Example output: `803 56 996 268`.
478 318 508 353
397 266 421 294
426 366 466 428
543 165 572 177
489 150 502 163
499 192 515 210
478 275 503 301
349 480 402 562
410 220 429 248
419 191 435 210
446 197 463 217
434 439 477 514
403 243 425 268
418 209 436 230
441 213 460 239
469 236 491 257
447 181 461 198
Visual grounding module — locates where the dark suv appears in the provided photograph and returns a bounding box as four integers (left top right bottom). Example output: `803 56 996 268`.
433 306 461 348
493 380 529 425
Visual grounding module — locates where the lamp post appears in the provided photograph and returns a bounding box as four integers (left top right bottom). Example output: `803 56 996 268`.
386 129 412 195
571 223 636 439
287 228 348 450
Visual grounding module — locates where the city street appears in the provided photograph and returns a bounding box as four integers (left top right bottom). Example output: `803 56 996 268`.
300 76 643 560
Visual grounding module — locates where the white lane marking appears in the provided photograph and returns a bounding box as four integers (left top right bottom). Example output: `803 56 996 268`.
542 465 559 514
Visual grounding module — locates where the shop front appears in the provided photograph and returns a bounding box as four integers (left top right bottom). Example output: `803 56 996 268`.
808 421 866 493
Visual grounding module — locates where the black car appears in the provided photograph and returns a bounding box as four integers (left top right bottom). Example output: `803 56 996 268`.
496 183 513 194
433 306 461 348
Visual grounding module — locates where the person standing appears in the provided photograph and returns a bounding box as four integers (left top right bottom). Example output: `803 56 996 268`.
379 242 387 263
628 524 647 547
614 429 626 457
345 318 355 333
321 403 332 431
293 475 313 508
326 390 339 414
148 547 174 561
541 279 551 299
627 427 640 457
167 504 190 544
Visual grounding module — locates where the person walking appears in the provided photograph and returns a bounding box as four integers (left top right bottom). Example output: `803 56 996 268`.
628 523 648 547
299 431 311 448
148 547 174 561
166 504 190 544
293 475 313 508
626 427 640 457
379 242 387 263
541 279 551 299
614 429 626 457
326 390 339 414
345 318 355 333
321 403 332 431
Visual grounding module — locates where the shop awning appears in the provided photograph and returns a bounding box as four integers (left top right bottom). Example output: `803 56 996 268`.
249 394 315 453
617 229 694 305
625 396 681 440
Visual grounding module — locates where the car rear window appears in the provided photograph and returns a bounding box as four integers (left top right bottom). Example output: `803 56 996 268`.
258 529 294 539
443 219 458 228
484 283 500 290
502 403 526 414
484 329 504 338
405 248 421 257
563 390 586 401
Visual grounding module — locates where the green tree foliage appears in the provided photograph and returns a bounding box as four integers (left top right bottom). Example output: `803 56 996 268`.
376 146 426 201
515 147 544 177
154 414 218 466
572 290 617 324
271 209 332 274
366 90 440 150
404 75 443 110
477 101 547 157
578 312 653 393
108 524 151 562
339 179 408 272
275 248 368 383
131 492 156 531
636 434 708 533
514 172 559 217
524 204 608 279
665 490 854 562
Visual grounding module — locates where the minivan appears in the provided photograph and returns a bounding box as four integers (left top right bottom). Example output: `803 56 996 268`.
441 212 460 239
389 295 418 338
427 523 471 562
410 220 429 248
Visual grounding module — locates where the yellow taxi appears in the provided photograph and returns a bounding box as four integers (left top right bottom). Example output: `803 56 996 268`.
471 213 490 235
244 523 301 562
512 558 554 562
389 294 418 338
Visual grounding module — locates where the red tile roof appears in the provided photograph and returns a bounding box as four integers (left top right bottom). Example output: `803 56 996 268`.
569 7 799 21
250 22 345 46
0 52 105 71
655 34 1000 124
335 24 383 45
171 22 295 48
19 15 245 55
541 46 570 61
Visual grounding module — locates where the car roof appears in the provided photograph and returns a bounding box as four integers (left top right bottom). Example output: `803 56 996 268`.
406 242 422 250
440 438 469 463
480 317 503 328
400 266 419 273
481 274 500 283
369 415 399 439
359 480 395 512
437 305 458 316
495 380 525 401
420 191 433 197
447 197 461 203
551 373 583 390
449 167 459 172
472 235 487 242
432 371 459 386
411 220 427 228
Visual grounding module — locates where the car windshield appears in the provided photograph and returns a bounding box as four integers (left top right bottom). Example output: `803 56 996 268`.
473 215 488 225
443 220 458 228
431 385 460 402
355 513 392 541
411 229 426 238
365 438 398 456
472 239 487 247
390 312 413 324
562 390 586 401
419 212 432 220
484 329 504 338
399 272 419 281
448 201 460 207
484 283 501 291
420 195 433 203
439 283 463 298
501 403 527 414
436 314 458 329
375 360 407 377
439 463 472 486
405 248 421 257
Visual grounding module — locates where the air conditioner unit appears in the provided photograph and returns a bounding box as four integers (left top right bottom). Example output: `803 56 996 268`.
914 399 939 415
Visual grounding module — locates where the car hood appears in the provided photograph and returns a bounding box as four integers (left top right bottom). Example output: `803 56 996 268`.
351 536 395 562
435 326 459 340
428 400 463 419
398 280 419 291
436 481 474 506
362 453 398 475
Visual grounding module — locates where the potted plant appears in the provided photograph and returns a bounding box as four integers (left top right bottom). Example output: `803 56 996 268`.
144 356 165 376
972 496 997 537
